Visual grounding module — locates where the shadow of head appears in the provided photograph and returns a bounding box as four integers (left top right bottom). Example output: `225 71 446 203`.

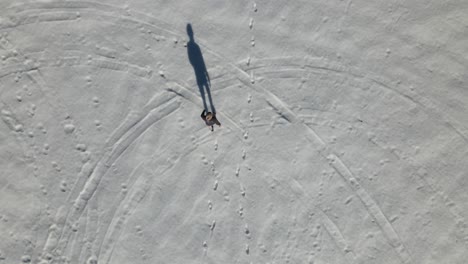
187 23 194 41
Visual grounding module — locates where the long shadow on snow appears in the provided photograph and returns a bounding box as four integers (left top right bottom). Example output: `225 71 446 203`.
186 23 216 114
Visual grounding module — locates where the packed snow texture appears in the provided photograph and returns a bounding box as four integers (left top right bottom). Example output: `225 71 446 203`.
0 0 467 263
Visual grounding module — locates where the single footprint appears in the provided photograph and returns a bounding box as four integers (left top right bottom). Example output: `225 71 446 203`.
63 123 75 134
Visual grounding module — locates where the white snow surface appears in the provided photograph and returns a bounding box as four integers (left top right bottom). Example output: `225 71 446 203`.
0 0 468 263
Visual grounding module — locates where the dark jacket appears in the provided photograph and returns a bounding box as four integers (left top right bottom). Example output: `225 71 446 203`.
201 110 221 130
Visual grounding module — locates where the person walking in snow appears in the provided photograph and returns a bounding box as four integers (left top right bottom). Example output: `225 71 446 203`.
201 110 221 131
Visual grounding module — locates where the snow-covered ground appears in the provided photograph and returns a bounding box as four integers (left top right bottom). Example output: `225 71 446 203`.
1 1 467 263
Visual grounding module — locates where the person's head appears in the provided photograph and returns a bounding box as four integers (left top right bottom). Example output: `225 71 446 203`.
206 112 213 121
